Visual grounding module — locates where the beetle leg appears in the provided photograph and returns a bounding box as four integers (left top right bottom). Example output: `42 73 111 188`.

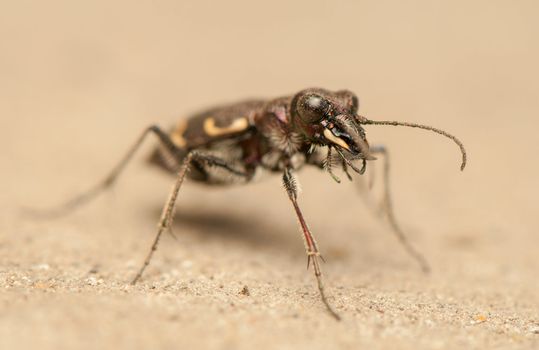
190 151 249 179
369 145 431 273
131 151 247 284
282 169 341 320
131 151 194 284
27 125 179 218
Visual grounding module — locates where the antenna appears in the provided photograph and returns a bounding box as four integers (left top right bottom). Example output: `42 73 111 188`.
361 118 467 171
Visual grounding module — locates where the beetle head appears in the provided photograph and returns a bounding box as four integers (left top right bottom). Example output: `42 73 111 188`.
291 88 373 160
290 88 467 178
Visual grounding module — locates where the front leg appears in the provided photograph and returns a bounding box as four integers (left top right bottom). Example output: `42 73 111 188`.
282 168 341 320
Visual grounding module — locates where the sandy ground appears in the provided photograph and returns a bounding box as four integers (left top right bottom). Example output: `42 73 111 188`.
1 1 538 349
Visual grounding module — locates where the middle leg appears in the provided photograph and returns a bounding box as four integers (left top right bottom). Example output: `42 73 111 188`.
131 151 248 284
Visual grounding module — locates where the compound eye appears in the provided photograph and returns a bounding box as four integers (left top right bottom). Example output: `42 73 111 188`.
336 90 359 113
351 95 359 113
300 95 329 123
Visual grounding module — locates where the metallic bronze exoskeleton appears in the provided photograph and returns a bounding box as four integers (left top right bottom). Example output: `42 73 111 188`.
42 88 467 320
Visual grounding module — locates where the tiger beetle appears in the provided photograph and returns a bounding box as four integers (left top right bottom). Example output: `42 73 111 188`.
37 88 467 320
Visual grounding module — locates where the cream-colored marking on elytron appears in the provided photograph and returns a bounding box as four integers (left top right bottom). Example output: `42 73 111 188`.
323 128 350 151
170 120 188 147
203 117 249 136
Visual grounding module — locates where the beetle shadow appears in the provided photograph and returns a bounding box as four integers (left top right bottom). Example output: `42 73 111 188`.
145 206 300 254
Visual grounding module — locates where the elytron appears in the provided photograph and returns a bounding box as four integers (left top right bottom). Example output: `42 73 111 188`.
43 88 466 320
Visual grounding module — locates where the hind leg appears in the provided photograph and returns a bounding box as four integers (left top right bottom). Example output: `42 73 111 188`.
29 125 179 218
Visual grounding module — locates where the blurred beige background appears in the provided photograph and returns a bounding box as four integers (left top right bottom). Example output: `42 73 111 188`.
1 1 538 349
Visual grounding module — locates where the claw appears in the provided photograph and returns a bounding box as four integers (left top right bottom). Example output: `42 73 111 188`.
307 251 323 269
167 227 179 241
